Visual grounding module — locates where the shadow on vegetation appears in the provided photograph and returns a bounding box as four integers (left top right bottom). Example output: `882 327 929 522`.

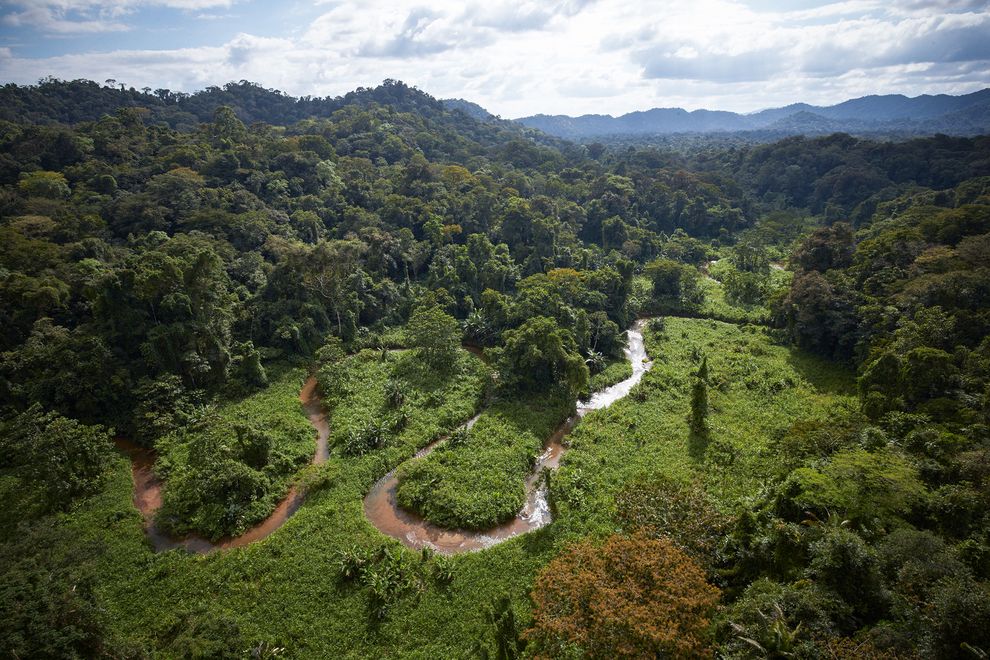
785 351 856 397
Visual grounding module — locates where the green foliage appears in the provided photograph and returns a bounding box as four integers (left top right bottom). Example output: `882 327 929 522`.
155 606 247 659
405 297 461 371
341 419 391 457
321 347 489 461
806 527 887 620
396 393 571 529
0 319 128 425
154 369 314 540
496 316 589 399
791 223 854 273
334 544 431 620
616 476 731 569
720 578 848 657
645 258 703 310
0 78 987 659
0 405 114 510
722 267 770 305
587 356 632 392
901 347 958 406
132 374 203 443
0 522 123 658
476 595 526 660
776 270 858 360
229 341 269 392
18 170 70 199
783 449 927 527
315 336 347 398
926 576 990 657
688 356 711 458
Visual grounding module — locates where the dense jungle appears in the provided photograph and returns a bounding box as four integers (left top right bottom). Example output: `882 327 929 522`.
1 78 989 658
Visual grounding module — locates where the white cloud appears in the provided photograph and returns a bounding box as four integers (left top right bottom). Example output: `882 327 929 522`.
0 0 988 116
1 0 235 33
2 6 129 33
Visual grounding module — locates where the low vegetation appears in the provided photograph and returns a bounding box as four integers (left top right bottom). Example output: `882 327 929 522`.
153 367 314 540
395 393 572 529
317 345 491 461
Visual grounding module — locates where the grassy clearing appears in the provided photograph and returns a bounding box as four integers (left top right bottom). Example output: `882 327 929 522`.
699 262 792 325
153 367 315 540
395 393 572 529
5 317 855 658
321 347 491 459
697 277 771 324
550 316 856 535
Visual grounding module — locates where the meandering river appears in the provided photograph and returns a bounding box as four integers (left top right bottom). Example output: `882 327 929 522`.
122 320 651 555
362 319 653 554
117 376 330 554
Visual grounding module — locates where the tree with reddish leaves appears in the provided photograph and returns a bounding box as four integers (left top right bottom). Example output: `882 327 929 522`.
524 534 721 659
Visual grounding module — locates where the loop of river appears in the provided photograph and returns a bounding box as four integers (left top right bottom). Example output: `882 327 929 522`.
120 319 652 555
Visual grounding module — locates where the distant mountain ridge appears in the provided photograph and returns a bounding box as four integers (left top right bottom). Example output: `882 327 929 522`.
513 89 990 138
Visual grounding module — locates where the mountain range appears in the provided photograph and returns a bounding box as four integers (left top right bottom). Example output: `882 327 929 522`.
461 89 990 139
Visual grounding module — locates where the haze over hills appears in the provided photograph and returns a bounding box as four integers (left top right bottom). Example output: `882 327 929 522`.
509 89 990 139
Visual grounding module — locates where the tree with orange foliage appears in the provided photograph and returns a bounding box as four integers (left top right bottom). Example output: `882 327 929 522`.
524 534 721 659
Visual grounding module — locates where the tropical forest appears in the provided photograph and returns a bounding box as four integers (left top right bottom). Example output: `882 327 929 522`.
1 72 989 659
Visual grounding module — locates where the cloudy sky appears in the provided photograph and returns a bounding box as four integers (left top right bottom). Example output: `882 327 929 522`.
1 0 988 117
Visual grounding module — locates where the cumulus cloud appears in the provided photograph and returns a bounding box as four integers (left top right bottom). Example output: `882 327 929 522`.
0 0 988 116
626 2 990 94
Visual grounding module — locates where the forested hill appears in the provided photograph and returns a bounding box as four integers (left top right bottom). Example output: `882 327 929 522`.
0 78 523 144
517 88 990 139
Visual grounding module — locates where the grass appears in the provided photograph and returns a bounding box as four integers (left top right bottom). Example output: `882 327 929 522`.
395 392 572 529
697 277 771 324
321 347 491 459
588 356 633 393
632 263 793 326
2 318 857 657
550 317 856 534
393 351 634 531
698 262 793 325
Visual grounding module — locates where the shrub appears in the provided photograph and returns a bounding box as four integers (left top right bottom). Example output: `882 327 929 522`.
687 357 710 458
335 544 421 619
807 527 887 621
340 419 391 457
720 578 848 657
927 576 990 657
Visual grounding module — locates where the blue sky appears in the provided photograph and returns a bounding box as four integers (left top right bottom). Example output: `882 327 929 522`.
1 0 988 117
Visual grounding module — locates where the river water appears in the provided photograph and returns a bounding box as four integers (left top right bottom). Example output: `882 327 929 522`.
117 376 330 554
123 321 650 555
362 319 653 554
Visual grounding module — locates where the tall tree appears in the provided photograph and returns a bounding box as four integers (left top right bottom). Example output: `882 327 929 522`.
406 297 461 371
524 534 720 658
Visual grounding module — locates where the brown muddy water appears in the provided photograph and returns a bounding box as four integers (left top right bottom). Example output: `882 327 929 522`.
362 319 653 554
116 375 330 554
